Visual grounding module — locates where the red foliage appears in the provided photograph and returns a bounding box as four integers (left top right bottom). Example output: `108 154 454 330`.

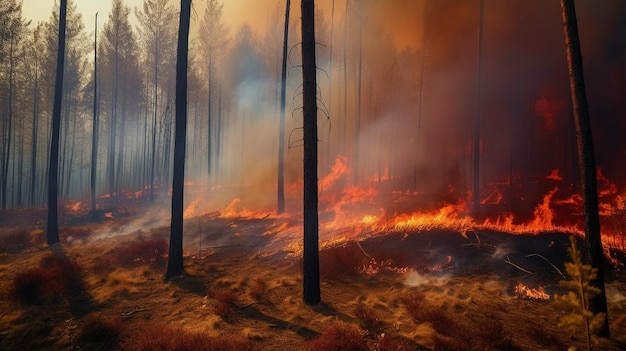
249 278 267 300
353 304 384 330
115 238 167 266
78 315 124 343
11 253 83 304
212 289 238 318
119 324 259 351
59 226 92 243
0 229 31 253
377 334 415 351
306 322 368 351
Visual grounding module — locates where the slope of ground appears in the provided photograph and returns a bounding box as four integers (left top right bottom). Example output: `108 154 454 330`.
0 207 625 350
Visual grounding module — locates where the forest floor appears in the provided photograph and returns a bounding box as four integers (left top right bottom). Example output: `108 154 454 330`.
1 204 626 351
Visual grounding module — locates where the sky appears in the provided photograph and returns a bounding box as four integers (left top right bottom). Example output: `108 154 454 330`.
20 0 283 35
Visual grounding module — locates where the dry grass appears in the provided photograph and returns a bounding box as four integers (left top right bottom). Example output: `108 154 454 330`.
353 303 385 331
114 237 167 266
119 324 260 351
305 322 369 351
10 253 83 304
1 209 625 351
0 229 31 253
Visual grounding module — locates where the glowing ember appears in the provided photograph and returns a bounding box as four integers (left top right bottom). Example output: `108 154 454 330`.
68 201 82 212
183 198 202 219
546 168 563 181
513 283 550 301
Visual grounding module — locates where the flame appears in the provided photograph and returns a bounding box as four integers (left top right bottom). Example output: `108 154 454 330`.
514 283 550 300
546 168 563 181
68 201 82 212
183 197 202 219
319 155 349 191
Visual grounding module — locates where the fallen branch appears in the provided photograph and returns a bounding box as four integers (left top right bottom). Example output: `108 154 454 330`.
121 308 146 316
505 256 533 275
525 253 566 278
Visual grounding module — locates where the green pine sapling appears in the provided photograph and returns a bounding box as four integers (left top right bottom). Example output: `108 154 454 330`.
554 236 607 350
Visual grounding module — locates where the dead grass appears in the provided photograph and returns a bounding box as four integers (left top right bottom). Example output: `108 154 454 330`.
119 324 260 351
353 303 385 331
305 321 369 351
10 253 83 304
114 237 167 266
0 210 625 351
0 229 31 253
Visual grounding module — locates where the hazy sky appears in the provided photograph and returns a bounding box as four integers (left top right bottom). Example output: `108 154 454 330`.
21 0 283 34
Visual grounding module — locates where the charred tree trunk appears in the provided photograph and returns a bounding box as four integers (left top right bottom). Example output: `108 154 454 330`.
560 0 609 337
166 0 191 280
30 60 40 207
277 0 291 214
301 0 321 305
47 0 67 245
90 12 99 213
473 0 484 216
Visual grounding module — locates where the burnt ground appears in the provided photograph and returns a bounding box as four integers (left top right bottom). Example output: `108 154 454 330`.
1 206 625 350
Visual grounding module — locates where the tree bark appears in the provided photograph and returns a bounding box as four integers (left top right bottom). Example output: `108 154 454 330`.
90 12 99 213
166 0 191 280
277 0 291 214
560 0 609 337
47 0 67 245
473 0 484 216
301 0 321 305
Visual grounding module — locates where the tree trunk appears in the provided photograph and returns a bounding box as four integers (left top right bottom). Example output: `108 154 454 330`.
560 0 609 337
47 0 67 245
277 0 291 214
31 65 40 207
91 12 99 213
301 0 320 305
473 0 484 216
165 0 191 280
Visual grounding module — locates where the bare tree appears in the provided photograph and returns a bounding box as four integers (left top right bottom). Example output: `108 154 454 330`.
301 0 320 305
166 0 192 280
560 0 609 337
90 12 99 213
198 0 227 178
46 0 67 245
277 0 291 214
473 0 484 216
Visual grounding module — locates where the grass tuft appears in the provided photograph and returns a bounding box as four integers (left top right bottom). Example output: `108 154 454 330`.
212 289 238 318
78 314 124 343
119 324 259 351
10 253 83 304
115 238 167 266
0 229 31 253
249 277 267 300
306 322 369 351
353 303 384 330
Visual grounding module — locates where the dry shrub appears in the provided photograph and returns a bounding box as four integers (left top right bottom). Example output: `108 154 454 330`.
115 238 167 266
249 278 267 300
119 324 259 351
479 319 513 350
319 244 365 279
212 289 238 318
11 253 83 304
377 334 414 351
528 322 562 348
306 322 368 351
59 226 92 243
0 229 31 253
353 304 384 330
78 315 124 343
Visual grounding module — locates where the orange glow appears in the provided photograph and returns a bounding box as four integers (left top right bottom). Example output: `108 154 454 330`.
546 168 563 181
